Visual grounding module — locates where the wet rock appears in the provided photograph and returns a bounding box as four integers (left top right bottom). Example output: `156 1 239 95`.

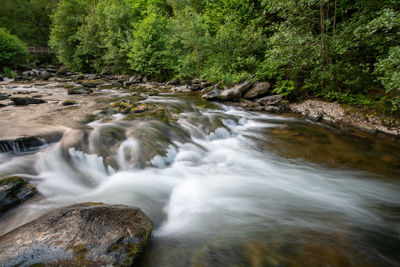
243 82 270 99
82 82 97 88
218 80 253 101
308 111 323 122
132 103 150 113
264 105 283 113
10 97 46 105
202 89 221 101
0 203 152 267
0 75 3 81
67 86 93 95
62 100 77 106
257 95 283 106
110 100 136 114
0 92 10 100
39 71 51 80
0 136 47 153
0 176 36 213
166 78 180 85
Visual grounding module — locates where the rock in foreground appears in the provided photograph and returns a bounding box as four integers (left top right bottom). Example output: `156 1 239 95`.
0 176 36 212
0 203 152 267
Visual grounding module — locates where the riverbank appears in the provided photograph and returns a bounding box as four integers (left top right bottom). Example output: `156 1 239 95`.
3 66 399 139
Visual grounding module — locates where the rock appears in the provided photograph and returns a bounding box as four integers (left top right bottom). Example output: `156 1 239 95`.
192 78 201 84
0 203 152 266
243 82 271 99
0 176 36 213
218 80 253 101
0 92 10 100
132 103 149 113
170 85 191 93
264 105 283 113
62 100 77 106
189 84 201 91
10 97 46 105
257 95 283 106
39 71 51 80
0 136 47 153
166 78 180 85
200 81 213 89
67 86 93 95
0 75 3 81
82 82 97 88
308 111 323 122
202 89 221 100
110 100 135 114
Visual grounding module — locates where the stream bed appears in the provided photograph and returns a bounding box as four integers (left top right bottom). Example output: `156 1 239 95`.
0 80 400 266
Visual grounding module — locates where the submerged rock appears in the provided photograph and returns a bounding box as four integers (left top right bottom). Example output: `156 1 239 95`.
0 136 46 153
0 203 152 267
67 86 93 95
0 92 10 100
10 97 46 105
62 99 77 106
0 176 36 212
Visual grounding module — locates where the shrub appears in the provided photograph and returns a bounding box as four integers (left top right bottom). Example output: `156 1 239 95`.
0 28 28 70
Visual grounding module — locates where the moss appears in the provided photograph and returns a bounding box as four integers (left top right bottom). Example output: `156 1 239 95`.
0 176 26 186
124 108 174 123
62 100 77 106
81 114 96 124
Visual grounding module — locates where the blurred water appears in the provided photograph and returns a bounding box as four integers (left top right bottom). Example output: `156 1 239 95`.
1 95 400 266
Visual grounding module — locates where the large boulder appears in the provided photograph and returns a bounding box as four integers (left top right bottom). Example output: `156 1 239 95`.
0 176 37 212
0 203 153 267
257 95 283 106
202 89 221 100
243 82 270 99
10 97 46 105
218 80 252 101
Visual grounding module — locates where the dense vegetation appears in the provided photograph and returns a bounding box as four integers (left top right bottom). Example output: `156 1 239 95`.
0 28 28 73
1 0 399 111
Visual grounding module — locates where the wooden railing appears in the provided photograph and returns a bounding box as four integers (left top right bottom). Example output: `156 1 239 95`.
27 47 53 55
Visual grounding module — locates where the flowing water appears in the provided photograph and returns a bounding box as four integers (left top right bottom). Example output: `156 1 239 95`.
0 83 400 266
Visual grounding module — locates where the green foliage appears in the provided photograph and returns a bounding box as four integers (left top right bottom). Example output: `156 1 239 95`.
46 0 400 111
273 80 295 97
128 10 174 79
0 0 57 46
0 28 28 70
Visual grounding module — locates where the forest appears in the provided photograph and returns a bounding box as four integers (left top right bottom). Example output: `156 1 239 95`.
1 0 399 111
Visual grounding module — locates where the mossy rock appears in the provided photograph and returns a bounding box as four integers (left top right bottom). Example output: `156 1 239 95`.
110 100 136 114
62 100 77 106
0 203 152 266
0 176 37 212
67 86 93 95
125 107 175 123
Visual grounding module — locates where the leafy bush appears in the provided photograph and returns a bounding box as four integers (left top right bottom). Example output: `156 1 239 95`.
0 28 28 70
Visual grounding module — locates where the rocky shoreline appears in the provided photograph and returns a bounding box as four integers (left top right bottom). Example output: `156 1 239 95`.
2 66 399 138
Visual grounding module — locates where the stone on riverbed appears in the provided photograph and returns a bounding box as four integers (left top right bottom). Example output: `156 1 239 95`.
0 92 10 100
0 203 152 267
0 136 46 153
0 176 37 213
10 97 46 105
67 86 93 95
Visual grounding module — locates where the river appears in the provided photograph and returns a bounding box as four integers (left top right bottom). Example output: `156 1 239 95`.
0 80 399 266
